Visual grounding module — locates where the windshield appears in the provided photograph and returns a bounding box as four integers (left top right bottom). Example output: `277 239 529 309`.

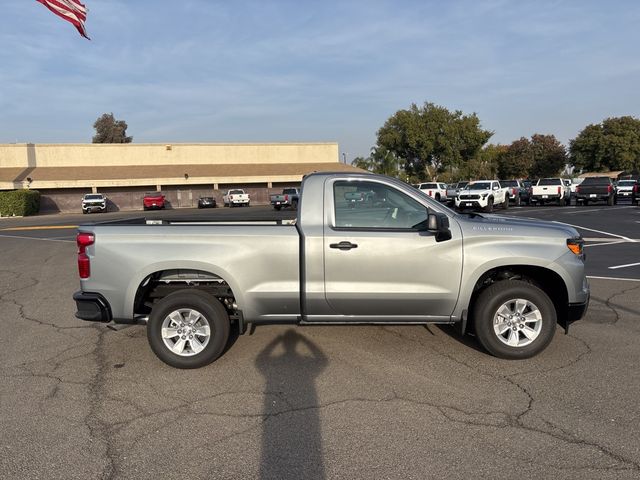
229 190 244 194
419 183 438 189
500 180 518 187
466 182 491 190
537 178 561 186
84 194 103 200
617 180 636 186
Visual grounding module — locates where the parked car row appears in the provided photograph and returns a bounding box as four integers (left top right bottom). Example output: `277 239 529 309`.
412 176 638 213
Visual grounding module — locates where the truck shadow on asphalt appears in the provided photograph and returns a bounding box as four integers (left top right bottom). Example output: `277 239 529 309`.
255 329 327 480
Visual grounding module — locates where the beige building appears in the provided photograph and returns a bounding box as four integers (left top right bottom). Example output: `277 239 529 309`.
0 142 361 212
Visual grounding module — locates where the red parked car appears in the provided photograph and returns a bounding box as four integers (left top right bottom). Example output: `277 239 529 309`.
143 192 165 210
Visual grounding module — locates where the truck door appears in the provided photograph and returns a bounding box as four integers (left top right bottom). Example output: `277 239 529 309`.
320 178 463 320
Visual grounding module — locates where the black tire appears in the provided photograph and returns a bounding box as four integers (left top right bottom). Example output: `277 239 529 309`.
584 199 589 206
147 289 230 369
292 200 298 210
503 198 509 210
515 196 521 206
435 193 441 202
473 280 556 359
82 210 88 214
274 205 282 211
485 198 494 213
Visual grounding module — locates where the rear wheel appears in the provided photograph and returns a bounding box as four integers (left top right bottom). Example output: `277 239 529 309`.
473 280 556 359
292 200 299 210
147 290 230 369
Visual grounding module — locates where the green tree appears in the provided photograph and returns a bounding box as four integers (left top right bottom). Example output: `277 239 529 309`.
570 116 640 172
463 144 507 180
351 147 401 177
376 102 493 180
92 113 133 143
497 137 533 179
529 134 566 178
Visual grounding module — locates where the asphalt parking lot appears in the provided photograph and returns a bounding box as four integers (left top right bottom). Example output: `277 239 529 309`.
1 203 639 479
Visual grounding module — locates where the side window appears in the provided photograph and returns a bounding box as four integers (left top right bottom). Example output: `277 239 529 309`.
333 180 428 229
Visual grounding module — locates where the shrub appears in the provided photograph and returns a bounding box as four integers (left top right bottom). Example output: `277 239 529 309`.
0 189 41 217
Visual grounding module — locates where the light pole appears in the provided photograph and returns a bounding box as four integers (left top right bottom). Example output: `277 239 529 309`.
342 152 347 164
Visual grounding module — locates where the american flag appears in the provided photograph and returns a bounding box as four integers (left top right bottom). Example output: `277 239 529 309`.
36 0 89 39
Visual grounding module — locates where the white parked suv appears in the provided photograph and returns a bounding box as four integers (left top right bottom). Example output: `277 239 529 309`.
455 180 509 212
416 182 448 202
82 193 107 214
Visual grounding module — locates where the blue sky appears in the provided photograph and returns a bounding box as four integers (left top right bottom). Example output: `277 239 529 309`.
1 0 639 160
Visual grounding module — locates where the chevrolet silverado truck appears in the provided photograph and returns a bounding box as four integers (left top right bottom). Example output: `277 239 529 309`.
73 172 589 369
455 180 509 212
82 193 107 214
575 177 616 206
223 189 250 207
270 188 300 210
529 178 570 206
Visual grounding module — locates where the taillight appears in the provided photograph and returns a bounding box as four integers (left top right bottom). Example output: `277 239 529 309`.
607 185 612 193
512 188 517 195
576 186 580 194
633 184 638 193
429 190 432 196
557 186 561 194
77 232 94 279
284 194 289 202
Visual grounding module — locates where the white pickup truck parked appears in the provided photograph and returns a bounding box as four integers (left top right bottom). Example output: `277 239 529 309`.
223 189 250 207
529 178 570 206
416 182 448 202
455 180 509 212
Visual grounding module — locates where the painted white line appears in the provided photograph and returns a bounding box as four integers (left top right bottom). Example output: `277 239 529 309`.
588 276 640 283
0 234 74 243
584 241 625 248
563 206 634 214
552 221 637 242
608 262 640 270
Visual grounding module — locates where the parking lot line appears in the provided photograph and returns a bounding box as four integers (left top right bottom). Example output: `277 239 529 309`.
587 275 640 282
584 241 625 248
608 262 640 270
0 225 78 231
0 233 74 243
552 221 637 242
563 206 634 215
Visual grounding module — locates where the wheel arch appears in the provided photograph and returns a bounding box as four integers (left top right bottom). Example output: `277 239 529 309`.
124 262 244 319
463 265 568 333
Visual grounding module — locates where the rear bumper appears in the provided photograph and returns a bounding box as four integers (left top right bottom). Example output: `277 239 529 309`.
73 291 112 323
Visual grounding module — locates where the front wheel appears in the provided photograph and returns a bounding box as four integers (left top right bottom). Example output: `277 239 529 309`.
503 198 509 210
147 290 230 369
473 280 556 359
484 198 494 213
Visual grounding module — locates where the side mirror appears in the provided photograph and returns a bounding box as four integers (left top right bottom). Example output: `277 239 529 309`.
416 212 451 242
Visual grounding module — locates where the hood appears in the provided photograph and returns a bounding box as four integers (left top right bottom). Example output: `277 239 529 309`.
456 213 580 239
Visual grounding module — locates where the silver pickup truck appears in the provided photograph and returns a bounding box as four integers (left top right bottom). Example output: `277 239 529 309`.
73 172 589 368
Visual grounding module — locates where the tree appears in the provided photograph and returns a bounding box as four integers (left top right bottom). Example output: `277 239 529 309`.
529 134 566 178
497 137 533 179
570 116 640 172
92 113 133 143
497 134 566 179
351 146 401 177
376 102 493 180
463 144 507 180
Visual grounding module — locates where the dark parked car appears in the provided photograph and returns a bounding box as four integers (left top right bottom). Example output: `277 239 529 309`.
197 196 217 209
143 192 166 210
575 177 616 206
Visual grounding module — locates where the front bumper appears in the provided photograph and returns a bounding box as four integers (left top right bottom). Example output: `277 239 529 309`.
73 291 112 322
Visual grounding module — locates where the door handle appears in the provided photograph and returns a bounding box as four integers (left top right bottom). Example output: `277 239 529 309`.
330 241 358 251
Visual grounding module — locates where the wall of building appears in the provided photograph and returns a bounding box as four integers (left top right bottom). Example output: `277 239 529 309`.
0 142 338 168
37 182 302 213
